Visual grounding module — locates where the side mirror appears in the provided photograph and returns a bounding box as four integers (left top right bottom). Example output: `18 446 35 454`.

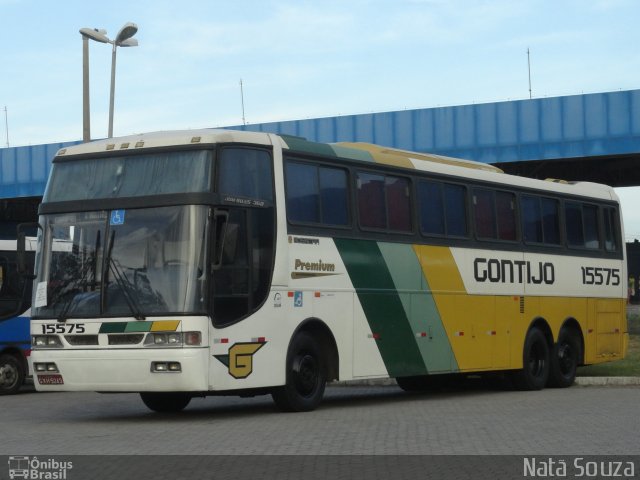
17 222 41 279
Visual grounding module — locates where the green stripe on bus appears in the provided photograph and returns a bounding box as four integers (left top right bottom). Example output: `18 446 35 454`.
281 135 337 157
334 238 427 377
98 322 128 333
124 322 152 333
330 145 375 163
378 243 458 373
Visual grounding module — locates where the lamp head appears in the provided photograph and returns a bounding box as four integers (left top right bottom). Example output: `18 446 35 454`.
115 22 138 45
79 27 109 43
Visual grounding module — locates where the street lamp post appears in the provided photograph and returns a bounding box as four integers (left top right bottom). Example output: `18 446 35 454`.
79 28 109 143
108 22 138 138
79 23 138 142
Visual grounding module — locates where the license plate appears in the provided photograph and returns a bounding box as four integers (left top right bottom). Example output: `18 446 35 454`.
37 374 64 385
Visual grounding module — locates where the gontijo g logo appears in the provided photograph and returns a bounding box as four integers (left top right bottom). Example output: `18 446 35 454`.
8 456 73 479
214 341 266 379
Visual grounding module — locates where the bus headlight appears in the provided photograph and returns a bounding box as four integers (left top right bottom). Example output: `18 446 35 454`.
32 335 63 348
143 332 201 347
34 362 59 372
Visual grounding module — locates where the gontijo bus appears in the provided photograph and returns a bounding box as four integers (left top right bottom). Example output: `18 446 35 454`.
22 129 628 412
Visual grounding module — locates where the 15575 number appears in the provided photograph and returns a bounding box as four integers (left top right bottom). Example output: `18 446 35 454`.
580 267 620 286
40 323 86 334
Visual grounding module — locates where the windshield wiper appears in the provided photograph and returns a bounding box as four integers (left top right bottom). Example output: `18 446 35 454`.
103 230 145 320
56 231 101 321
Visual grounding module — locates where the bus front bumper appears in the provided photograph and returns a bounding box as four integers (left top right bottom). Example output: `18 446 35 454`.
31 348 210 392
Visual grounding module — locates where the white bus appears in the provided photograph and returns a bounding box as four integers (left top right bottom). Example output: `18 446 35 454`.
24 129 628 412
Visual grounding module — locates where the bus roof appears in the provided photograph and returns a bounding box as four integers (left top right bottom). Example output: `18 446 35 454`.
55 129 618 203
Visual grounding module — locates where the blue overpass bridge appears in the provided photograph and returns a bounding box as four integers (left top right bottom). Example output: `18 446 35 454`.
229 88 640 188
1 88 640 203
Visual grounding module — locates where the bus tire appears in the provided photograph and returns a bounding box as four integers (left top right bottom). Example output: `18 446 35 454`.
272 332 326 412
548 327 580 388
140 392 191 412
512 327 550 391
0 354 24 395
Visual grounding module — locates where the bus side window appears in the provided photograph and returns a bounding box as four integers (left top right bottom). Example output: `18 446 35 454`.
357 172 411 232
604 207 619 252
473 188 496 239
218 148 274 201
565 202 601 250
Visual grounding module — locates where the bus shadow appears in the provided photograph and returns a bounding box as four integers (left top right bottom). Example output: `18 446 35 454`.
86 375 514 423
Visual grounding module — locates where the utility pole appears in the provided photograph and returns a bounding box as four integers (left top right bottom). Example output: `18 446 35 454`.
527 47 532 99
3 106 8 148
240 79 246 126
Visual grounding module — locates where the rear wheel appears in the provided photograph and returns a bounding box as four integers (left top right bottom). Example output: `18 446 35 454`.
272 332 326 412
548 327 580 388
512 328 550 391
0 354 24 395
140 392 191 412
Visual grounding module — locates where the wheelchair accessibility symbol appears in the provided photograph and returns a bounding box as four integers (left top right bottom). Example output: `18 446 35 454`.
110 209 125 226
293 291 303 307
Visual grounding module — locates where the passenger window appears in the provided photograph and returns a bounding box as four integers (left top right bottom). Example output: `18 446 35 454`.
358 173 386 229
285 161 349 226
541 198 561 244
522 195 560 245
604 207 619 252
444 184 468 237
418 181 445 235
386 177 411 232
319 167 349 225
583 205 600 249
286 163 320 223
522 195 543 243
496 191 516 241
219 148 273 201
418 181 467 237
357 172 412 232
565 202 601 250
473 188 496 239
565 202 584 247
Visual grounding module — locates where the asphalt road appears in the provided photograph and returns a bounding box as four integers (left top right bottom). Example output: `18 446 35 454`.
2 383 639 456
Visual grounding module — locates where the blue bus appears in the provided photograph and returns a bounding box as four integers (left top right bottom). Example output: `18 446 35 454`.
0 198 39 394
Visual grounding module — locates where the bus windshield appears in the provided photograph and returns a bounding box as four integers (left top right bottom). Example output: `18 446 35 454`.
33 205 209 319
43 150 212 202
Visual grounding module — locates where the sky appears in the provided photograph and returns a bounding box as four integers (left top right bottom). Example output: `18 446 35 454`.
1 0 640 236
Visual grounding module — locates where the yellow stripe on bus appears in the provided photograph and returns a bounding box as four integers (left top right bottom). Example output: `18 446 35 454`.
150 320 181 332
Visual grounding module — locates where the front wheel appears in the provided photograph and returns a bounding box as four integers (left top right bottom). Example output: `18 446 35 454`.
272 332 326 412
512 328 550 391
140 392 191 412
0 354 24 395
548 327 580 388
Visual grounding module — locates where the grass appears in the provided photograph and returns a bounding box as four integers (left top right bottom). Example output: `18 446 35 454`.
577 314 640 377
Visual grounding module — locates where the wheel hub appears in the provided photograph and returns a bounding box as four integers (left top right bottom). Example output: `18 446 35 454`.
0 364 17 388
293 354 318 396
557 343 575 374
528 343 546 378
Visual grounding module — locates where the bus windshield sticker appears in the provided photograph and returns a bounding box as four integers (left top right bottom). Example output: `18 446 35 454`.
34 282 47 308
110 210 125 226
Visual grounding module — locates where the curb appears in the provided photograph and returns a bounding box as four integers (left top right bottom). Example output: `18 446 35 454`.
574 376 640 386
332 376 640 387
